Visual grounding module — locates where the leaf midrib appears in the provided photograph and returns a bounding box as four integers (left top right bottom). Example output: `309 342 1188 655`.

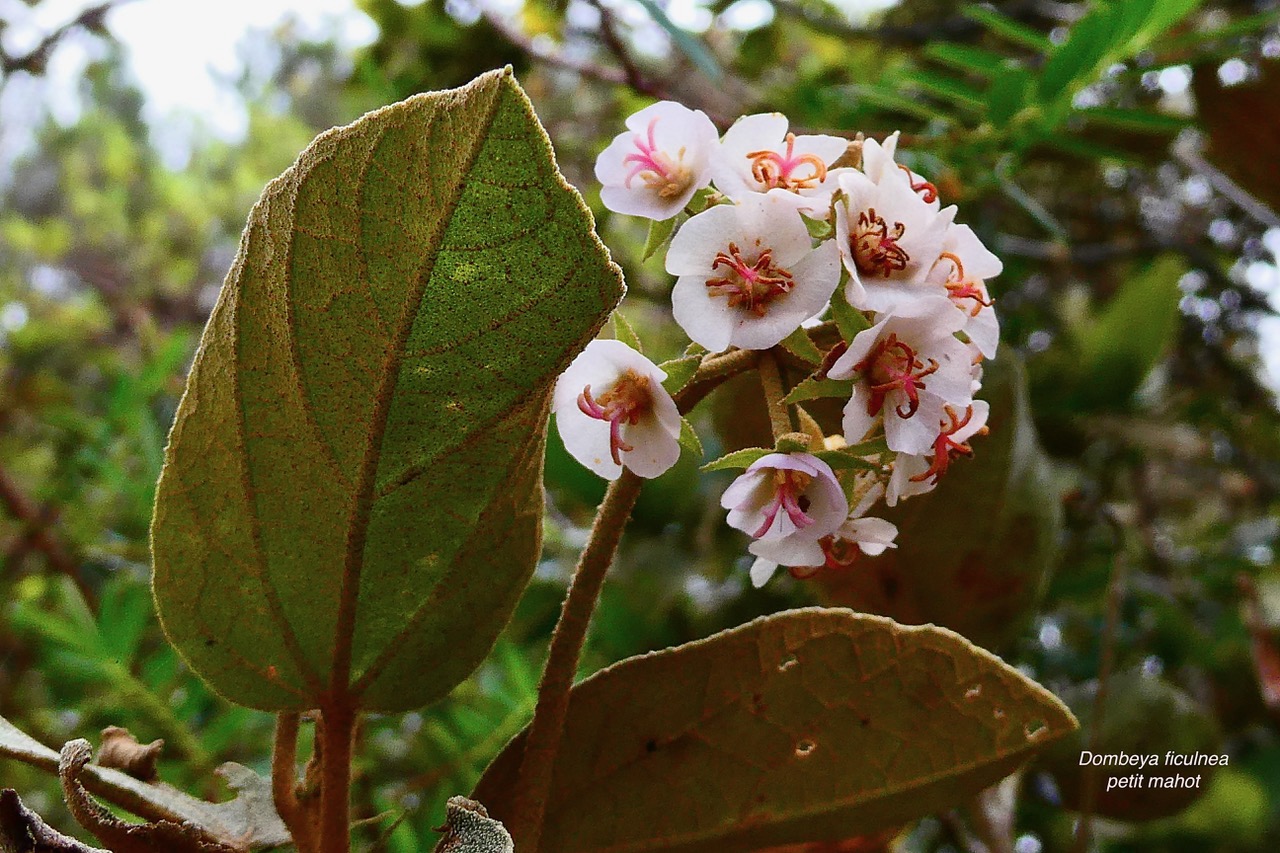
327 71 510 701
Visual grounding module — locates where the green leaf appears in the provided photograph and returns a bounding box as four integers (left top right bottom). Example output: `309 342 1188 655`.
659 354 702 396
612 311 642 354
642 215 679 262
150 69 623 712
0 715 290 848
847 84 942 122
783 376 854 405
923 43 1013 78
963 4 1053 52
678 417 704 460
986 68 1033 128
814 447 884 471
1077 105 1191 134
700 447 771 472
829 286 870 340
778 326 823 365
472 608 1077 852
900 69 988 113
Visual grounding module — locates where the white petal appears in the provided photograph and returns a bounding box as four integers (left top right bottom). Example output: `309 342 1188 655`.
672 274 736 352
749 536 825 568
666 203 743 275
944 223 1003 280
841 383 876 444
965 304 1000 359
620 414 682 478
887 453 934 506
556 410 622 480
750 556 779 588
552 341 623 415
884 391 945 455
828 315 890 379
848 517 898 555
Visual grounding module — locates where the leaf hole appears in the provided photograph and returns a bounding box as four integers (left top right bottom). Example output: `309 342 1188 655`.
964 684 982 700
993 707 1006 719
1024 719 1047 740
778 654 799 672
794 739 816 757
645 739 658 753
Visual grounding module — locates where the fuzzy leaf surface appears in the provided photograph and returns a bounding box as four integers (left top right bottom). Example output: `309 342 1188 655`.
473 608 1076 852
151 68 623 712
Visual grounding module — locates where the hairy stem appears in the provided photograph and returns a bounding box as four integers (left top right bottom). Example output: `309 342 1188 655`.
758 349 794 441
318 702 357 853
508 469 644 850
273 713 318 853
506 347 759 850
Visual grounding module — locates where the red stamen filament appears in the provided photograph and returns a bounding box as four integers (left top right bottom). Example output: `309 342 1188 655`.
623 118 691 198
853 333 940 420
748 132 829 192
706 242 795 316
576 370 654 466
852 208 910 278
938 251 993 317
897 163 938 203
821 535 862 571
754 469 815 538
909 404 988 484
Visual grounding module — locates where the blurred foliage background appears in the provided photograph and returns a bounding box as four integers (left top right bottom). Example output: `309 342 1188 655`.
3 0 1280 850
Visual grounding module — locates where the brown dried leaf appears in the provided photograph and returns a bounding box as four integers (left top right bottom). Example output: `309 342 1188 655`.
96 728 163 782
58 740 240 853
435 797 514 853
0 716 289 849
0 789 110 853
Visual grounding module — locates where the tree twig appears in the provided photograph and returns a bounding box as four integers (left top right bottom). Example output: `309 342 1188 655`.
0 464 95 610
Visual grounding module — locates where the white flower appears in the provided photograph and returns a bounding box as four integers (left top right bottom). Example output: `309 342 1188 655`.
834 168 955 313
926 223 1002 358
666 192 841 351
719 452 848 587
828 298 974 455
595 101 719 220
552 339 682 480
710 113 849 217
859 131 941 209
886 400 990 505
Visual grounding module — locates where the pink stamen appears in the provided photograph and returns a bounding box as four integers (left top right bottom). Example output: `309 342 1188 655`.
938 252 993 316
576 372 652 466
753 469 816 537
909 404 986 484
748 132 828 192
852 333 940 420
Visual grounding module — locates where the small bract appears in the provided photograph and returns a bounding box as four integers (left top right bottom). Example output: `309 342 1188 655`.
553 339 682 480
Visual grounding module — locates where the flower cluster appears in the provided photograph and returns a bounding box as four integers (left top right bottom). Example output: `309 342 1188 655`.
555 102 1002 587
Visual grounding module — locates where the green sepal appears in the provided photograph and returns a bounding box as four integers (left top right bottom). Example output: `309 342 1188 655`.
774 432 812 454
701 447 771 472
830 286 871 340
643 215 680 262
613 311 643 354
783 376 855 405
659 354 702 396
801 212 835 240
678 417 704 460
779 326 824 365
815 447 887 472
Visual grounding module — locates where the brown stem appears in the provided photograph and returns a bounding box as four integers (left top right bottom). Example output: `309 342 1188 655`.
273 713 318 853
757 349 794 442
318 702 357 853
0 464 95 610
505 348 759 850
508 470 644 850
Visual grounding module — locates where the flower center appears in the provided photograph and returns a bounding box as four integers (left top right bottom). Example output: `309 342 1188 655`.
852 333 940 420
937 252 993 317
909 404 988 484
576 369 653 466
705 242 795 316
852 208 910 278
623 117 693 199
753 469 815 538
747 132 828 192
897 163 939 203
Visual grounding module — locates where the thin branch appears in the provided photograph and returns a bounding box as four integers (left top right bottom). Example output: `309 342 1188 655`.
273 713 318 853
586 0 662 98
0 464 95 610
0 1 130 78
482 10 629 88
